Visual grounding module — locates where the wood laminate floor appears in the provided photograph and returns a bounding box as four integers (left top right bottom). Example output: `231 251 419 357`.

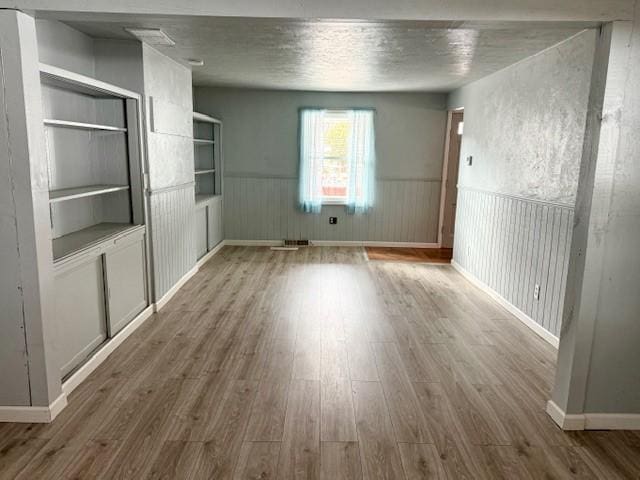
365 247 453 264
1 246 639 479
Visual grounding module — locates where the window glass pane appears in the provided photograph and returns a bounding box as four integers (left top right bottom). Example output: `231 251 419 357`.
321 112 351 200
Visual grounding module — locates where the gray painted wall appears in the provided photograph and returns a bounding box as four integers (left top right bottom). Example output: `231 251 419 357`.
448 30 596 338
194 88 447 242
448 30 596 205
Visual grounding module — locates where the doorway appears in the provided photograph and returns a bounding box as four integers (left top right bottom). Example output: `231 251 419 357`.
438 110 464 249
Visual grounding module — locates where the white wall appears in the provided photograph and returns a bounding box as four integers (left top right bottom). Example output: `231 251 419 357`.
551 12 640 421
448 30 596 339
142 45 196 299
194 88 447 243
583 15 640 414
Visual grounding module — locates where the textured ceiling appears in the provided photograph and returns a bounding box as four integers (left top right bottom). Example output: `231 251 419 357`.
61 15 591 92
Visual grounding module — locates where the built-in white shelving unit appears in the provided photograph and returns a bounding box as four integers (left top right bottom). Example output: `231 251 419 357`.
39 63 149 381
193 111 223 259
40 63 145 262
192 111 221 204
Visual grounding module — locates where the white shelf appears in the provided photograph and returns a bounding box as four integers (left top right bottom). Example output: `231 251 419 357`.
194 138 215 145
52 223 138 261
44 119 127 132
193 111 221 124
195 169 215 175
49 185 130 203
40 63 141 100
195 194 221 206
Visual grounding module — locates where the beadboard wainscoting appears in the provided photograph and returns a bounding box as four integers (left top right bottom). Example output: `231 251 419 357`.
148 183 197 299
224 174 442 243
453 187 574 339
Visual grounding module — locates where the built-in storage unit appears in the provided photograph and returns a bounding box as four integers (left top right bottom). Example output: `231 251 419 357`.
193 112 223 259
41 63 149 379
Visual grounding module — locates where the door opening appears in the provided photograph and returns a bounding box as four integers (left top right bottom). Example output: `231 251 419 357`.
438 110 464 249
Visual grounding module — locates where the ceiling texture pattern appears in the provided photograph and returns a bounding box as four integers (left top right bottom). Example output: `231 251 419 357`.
55 15 593 92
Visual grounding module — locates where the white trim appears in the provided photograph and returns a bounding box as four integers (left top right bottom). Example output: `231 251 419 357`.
546 400 640 431
225 240 441 248
225 239 283 246
61 305 154 397
546 400 585 430
585 414 640 430
48 393 68 422
451 260 559 348
0 392 68 423
154 265 199 311
196 241 225 268
311 241 440 248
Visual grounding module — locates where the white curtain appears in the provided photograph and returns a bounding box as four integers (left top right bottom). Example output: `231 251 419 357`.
346 109 375 214
298 108 324 213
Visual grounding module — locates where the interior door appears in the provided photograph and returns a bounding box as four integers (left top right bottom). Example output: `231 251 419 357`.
441 111 464 249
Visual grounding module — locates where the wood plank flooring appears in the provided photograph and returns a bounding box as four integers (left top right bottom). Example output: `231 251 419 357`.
365 247 453 264
1 246 639 479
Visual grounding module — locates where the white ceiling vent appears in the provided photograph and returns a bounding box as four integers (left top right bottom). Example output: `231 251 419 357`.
124 28 176 46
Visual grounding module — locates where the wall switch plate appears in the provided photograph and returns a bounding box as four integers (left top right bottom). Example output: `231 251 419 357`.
534 284 540 300
329 217 338 225
466 156 473 166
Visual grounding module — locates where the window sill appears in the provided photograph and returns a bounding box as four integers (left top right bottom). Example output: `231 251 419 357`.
322 200 347 206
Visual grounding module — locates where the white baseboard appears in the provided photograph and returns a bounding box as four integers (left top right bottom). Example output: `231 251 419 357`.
61 304 154 397
154 265 199 311
585 413 640 430
226 239 440 248
311 240 440 248
225 239 282 246
196 240 226 268
546 400 640 430
451 260 559 348
546 400 585 430
0 392 68 423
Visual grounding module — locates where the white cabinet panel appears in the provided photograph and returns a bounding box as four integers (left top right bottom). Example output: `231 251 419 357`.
54 256 107 378
104 235 148 336
208 196 223 249
195 205 208 259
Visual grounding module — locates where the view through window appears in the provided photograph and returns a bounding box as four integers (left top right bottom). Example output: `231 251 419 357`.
321 111 351 202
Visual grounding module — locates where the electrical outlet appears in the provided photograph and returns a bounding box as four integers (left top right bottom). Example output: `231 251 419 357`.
329 217 338 225
534 284 540 300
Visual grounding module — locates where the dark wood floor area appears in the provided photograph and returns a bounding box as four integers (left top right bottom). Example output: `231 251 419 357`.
366 247 453 264
1 246 639 479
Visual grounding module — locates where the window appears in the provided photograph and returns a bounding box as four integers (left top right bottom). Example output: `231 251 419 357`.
298 108 375 214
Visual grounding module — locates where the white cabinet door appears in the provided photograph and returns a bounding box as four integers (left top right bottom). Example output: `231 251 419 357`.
54 256 107 378
207 196 223 249
196 205 208 259
104 235 148 336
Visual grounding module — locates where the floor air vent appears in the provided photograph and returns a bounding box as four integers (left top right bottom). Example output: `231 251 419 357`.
284 239 309 247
